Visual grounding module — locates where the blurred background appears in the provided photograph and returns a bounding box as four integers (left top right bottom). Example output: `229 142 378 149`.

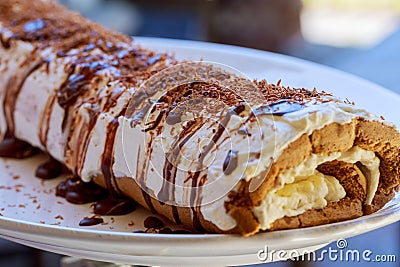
1 0 400 266
57 0 400 94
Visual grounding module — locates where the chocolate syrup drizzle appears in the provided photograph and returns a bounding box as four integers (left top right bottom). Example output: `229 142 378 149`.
158 120 204 225
3 57 48 136
179 105 244 231
38 93 57 148
203 106 244 226
74 105 101 175
158 120 202 203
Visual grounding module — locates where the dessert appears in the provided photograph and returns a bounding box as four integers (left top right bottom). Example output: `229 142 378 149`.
0 0 399 236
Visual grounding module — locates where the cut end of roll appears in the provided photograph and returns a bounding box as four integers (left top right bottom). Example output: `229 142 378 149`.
225 118 400 235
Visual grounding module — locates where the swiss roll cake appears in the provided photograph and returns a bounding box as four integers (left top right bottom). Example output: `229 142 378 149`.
0 0 399 236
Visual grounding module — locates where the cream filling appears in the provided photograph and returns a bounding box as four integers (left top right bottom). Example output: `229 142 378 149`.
253 146 380 230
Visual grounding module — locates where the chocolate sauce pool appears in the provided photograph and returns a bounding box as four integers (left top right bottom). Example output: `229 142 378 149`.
93 197 137 216
79 217 104 226
0 136 38 159
0 135 148 229
133 216 192 234
55 176 138 226
35 157 65 179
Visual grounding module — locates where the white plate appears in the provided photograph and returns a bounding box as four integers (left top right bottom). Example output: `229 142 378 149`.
0 38 399 267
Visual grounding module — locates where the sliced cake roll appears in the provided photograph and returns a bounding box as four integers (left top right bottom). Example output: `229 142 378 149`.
0 0 399 236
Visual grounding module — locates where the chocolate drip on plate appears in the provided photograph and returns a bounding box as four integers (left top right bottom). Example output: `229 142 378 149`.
79 216 104 226
38 93 57 148
0 136 38 159
56 177 108 204
35 157 64 179
93 197 137 216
